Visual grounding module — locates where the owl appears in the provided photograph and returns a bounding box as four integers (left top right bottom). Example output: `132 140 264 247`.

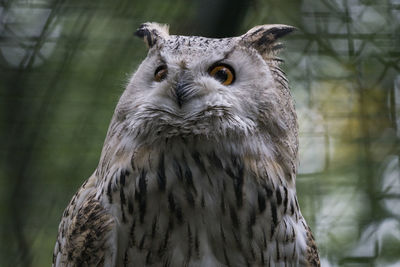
53 22 320 267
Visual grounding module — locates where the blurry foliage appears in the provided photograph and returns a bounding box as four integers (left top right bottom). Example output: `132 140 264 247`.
0 0 399 266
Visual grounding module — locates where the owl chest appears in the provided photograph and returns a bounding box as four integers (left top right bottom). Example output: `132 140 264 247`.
102 148 305 266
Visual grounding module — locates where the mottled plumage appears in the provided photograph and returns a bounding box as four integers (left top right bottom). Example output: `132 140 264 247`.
53 22 320 266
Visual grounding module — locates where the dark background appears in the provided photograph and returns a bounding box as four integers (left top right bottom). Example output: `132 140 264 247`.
1 0 399 266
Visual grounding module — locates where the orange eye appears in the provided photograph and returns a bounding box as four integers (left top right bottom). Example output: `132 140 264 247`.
208 64 235 85
154 65 168 82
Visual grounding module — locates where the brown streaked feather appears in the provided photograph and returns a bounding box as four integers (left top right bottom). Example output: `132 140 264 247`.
62 196 116 266
306 226 320 267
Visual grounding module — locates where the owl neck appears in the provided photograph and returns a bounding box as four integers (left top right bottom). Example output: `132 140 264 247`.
96 133 296 189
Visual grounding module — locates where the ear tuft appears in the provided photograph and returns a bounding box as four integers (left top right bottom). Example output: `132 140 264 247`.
134 22 169 48
240 24 296 55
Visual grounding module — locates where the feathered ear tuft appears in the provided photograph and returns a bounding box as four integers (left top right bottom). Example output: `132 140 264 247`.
240 24 296 55
134 22 170 48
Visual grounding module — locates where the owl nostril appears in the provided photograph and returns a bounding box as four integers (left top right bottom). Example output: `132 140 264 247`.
174 81 192 108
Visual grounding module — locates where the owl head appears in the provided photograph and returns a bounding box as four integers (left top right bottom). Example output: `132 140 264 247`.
113 22 296 144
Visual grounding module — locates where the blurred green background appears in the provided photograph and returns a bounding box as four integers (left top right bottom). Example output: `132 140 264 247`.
1 0 399 266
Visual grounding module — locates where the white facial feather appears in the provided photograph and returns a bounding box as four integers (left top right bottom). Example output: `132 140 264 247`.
118 40 280 139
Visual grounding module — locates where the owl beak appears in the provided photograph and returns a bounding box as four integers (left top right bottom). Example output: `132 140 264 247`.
174 80 192 108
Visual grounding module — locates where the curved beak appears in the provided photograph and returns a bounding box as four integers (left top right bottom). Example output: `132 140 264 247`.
175 80 193 108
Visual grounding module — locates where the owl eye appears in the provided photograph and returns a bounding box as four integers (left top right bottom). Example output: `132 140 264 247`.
208 63 235 85
154 65 168 82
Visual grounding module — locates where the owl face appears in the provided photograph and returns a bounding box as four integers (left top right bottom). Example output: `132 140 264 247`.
115 23 295 142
